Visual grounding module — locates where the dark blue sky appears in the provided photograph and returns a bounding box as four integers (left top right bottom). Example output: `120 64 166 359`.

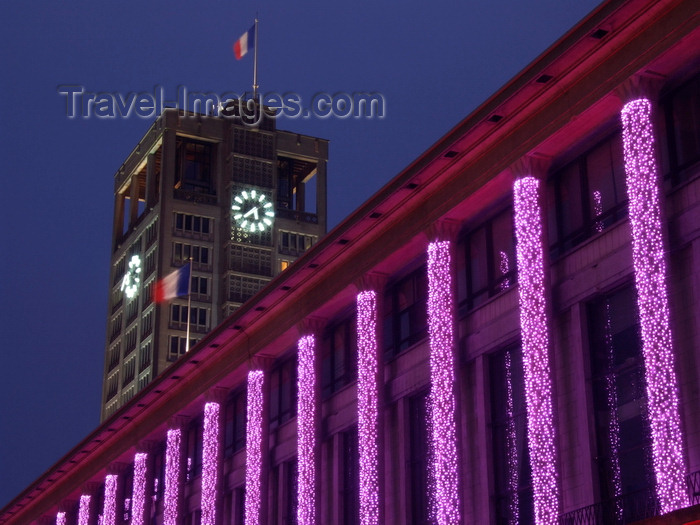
0 0 601 508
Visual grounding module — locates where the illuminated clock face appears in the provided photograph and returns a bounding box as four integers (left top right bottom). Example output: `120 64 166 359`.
232 189 274 232
121 254 142 299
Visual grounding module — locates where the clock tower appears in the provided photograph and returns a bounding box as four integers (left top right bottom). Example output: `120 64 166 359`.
101 106 328 421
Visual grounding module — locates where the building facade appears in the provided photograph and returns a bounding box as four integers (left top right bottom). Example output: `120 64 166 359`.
102 109 328 420
3 0 700 523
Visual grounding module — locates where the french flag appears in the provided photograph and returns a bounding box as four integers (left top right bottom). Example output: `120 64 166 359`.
233 25 255 60
155 263 190 303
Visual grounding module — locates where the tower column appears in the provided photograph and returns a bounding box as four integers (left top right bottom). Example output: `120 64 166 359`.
511 157 560 525
425 220 462 525
618 79 688 513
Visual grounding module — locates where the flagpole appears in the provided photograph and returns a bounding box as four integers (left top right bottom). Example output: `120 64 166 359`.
252 17 259 98
185 258 193 353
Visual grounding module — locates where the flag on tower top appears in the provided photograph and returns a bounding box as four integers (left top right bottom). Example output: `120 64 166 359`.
234 25 255 60
155 263 190 303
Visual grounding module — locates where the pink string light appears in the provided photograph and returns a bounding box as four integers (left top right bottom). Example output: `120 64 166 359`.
427 240 462 524
621 98 688 513
505 350 520 523
56 511 67 525
357 290 380 525
102 474 118 525
245 370 265 525
202 402 221 525
164 428 182 525
131 452 148 525
298 334 318 525
78 494 91 525
513 176 560 524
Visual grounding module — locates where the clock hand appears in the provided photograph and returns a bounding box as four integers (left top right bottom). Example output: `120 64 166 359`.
243 207 258 218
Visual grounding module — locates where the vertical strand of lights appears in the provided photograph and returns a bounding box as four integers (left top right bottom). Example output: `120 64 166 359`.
621 98 688 513
513 176 560 524
603 302 623 520
78 494 91 525
357 290 380 525
499 251 511 290
426 240 462 524
202 402 221 525
245 370 265 525
164 428 182 525
56 511 67 525
297 334 318 525
102 474 118 525
593 190 604 233
505 350 520 524
131 452 148 525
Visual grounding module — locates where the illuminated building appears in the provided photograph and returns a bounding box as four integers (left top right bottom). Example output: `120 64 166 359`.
101 108 328 420
3 0 700 523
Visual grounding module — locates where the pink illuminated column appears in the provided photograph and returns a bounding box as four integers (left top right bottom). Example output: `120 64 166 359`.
426 239 462 524
513 176 560 524
131 452 149 525
202 402 222 525
245 370 265 525
56 511 66 525
621 98 688 513
356 289 381 525
77 494 91 525
164 427 182 525
297 334 318 525
102 474 118 525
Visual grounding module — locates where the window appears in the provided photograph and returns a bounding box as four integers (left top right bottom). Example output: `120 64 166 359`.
191 275 210 299
175 138 214 195
588 286 656 522
110 314 122 342
186 418 203 481
106 372 119 401
107 343 120 372
173 242 211 269
279 231 315 257
383 267 428 357
269 356 297 429
285 459 299 525
321 315 358 398
145 219 158 248
170 305 208 331
174 212 213 238
122 357 136 386
224 389 247 456
125 326 137 356
139 341 151 371
126 296 139 324
229 244 272 276
144 248 157 278
408 392 432 524
343 428 360 525
664 73 700 183
232 155 274 188
462 207 516 310
548 131 627 257
141 309 153 338
491 346 534 525
142 279 154 309
226 274 269 304
168 335 198 360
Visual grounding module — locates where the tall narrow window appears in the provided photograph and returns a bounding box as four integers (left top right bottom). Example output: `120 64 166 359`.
321 314 358 397
343 428 360 525
175 139 214 195
383 267 428 356
409 392 432 524
589 286 655 522
491 347 534 524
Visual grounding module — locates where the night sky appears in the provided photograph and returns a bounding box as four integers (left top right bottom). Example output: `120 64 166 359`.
0 0 601 508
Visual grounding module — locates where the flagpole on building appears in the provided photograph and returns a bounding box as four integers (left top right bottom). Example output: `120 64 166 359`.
185 258 193 353
252 17 259 98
